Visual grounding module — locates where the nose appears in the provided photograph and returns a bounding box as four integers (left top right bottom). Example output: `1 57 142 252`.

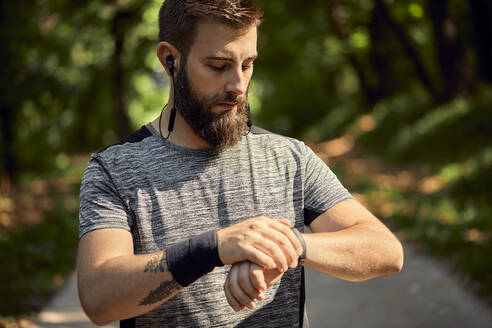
225 67 248 96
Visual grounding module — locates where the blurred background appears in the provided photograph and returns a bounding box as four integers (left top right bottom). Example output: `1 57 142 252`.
1 0 491 326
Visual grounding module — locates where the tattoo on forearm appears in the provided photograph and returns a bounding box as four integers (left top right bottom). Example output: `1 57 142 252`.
139 280 180 306
144 255 167 274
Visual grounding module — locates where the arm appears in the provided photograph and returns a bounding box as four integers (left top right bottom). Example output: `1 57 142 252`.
223 199 403 310
77 217 302 326
77 228 181 326
300 143 403 280
304 198 403 281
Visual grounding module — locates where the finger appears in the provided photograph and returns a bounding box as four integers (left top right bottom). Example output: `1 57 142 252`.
229 263 256 309
252 238 289 272
271 229 299 268
224 266 246 312
264 267 285 287
244 246 277 269
269 220 303 258
238 262 260 301
249 263 267 292
259 228 298 269
224 281 245 311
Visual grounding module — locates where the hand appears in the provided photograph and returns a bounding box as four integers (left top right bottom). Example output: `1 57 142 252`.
216 216 303 271
224 261 285 312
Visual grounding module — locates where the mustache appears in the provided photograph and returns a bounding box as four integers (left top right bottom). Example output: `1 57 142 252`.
207 92 247 105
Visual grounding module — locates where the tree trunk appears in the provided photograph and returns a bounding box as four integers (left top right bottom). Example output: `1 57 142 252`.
468 0 492 85
0 104 17 193
375 0 440 103
327 1 375 106
367 0 398 102
0 3 18 192
427 0 467 100
111 9 133 139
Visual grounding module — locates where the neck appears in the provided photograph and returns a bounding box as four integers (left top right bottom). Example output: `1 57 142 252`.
152 96 212 150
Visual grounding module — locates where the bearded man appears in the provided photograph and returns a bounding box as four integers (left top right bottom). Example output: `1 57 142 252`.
77 1 404 327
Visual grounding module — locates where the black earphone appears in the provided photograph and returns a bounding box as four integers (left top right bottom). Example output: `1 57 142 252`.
166 55 175 77
159 55 177 140
159 54 253 140
245 103 252 135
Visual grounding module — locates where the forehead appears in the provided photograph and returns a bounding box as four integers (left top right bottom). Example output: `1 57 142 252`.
188 20 258 60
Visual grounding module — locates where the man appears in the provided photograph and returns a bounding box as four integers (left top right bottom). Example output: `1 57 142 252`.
77 0 404 327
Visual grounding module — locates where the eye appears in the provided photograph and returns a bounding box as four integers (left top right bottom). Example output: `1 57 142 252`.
242 62 254 71
209 65 227 72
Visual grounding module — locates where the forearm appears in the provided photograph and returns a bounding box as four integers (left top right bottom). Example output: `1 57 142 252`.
78 217 302 323
302 223 403 281
78 250 182 326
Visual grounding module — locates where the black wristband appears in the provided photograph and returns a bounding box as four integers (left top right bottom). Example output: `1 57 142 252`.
166 230 224 287
292 228 306 266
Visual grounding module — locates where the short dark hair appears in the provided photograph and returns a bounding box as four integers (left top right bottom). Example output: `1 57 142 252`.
158 0 262 57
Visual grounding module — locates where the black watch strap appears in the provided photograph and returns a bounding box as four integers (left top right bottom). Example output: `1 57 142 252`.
292 228 306 266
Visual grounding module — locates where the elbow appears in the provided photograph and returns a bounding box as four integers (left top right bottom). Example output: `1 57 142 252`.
386 238 404 274
78 286 114 326
80 299 112 326
87 312 112 327
355 239 404 282
89 316 111 327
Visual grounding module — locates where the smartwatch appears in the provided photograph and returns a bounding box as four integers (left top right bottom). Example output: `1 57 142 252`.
292 228 306 267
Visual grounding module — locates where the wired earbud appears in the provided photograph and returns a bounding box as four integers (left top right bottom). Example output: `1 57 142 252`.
244 103 252 136
159 54 177 140
166 55 175 77
159 54 253 141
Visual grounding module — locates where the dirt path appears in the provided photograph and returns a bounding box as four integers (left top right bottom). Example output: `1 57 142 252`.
33 272 117 328
305 241 492 328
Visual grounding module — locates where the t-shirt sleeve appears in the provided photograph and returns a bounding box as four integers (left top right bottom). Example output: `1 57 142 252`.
78 154 133 239
302 143 353 226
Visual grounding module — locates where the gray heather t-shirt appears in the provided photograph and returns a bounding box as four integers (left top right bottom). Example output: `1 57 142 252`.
78 123 352 327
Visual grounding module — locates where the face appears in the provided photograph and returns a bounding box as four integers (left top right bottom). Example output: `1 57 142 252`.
174 20 258 151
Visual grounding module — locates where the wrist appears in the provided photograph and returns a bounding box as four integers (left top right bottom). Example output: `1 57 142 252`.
292 228 306 267
166 229 224 287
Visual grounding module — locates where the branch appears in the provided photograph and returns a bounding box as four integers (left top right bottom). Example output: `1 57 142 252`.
375 0 440 103
328 1 375 106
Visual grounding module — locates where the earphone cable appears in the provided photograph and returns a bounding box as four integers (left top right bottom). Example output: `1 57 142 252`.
159 69 177 141
158 103 170 140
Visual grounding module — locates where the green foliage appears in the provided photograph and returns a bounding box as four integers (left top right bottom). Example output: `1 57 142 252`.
447 148 492 208
253 0 358 136
3 0 487 175
1 0 166 179
1 0 492 318
337 160 492 300
0 198 79 316
353 85 492 300
359 86 492 165
390 87 492 165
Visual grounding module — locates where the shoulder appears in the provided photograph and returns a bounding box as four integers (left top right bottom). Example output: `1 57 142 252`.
87 125 156 174
97 125 153 157
247 125 308 155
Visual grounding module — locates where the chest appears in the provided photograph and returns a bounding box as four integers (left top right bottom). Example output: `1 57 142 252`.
127 154 305 252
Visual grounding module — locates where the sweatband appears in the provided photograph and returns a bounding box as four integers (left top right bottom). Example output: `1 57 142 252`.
166 230 224 287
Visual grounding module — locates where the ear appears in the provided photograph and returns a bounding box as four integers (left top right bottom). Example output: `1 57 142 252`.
157 42 181 79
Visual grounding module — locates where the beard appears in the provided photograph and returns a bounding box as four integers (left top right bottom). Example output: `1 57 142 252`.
173 63 249 151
